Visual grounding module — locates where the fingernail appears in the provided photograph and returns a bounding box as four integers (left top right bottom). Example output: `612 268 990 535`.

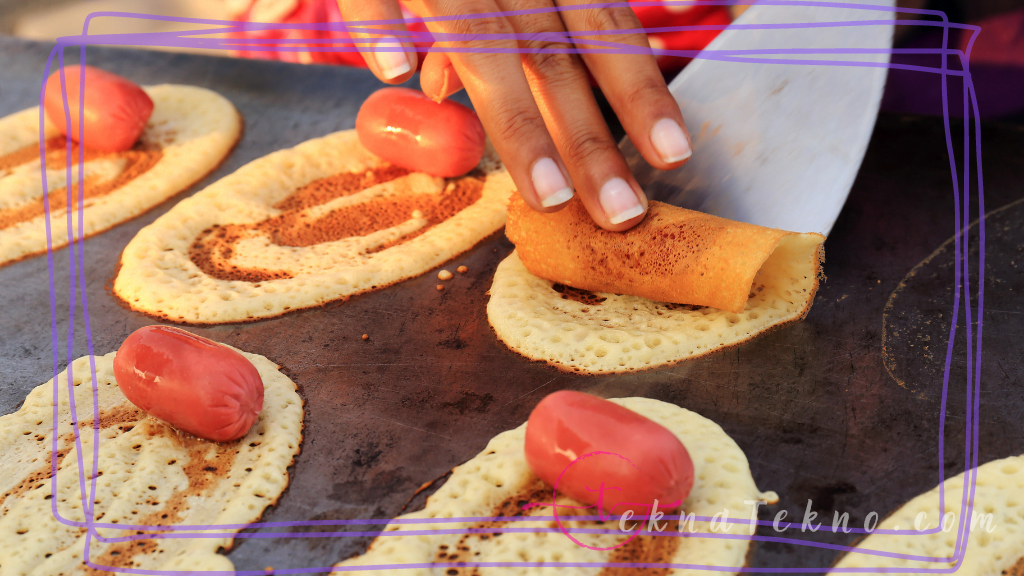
532 157 574 208
650 118 692 164
600 177 645 225
431 67 452 103
373 36 411 80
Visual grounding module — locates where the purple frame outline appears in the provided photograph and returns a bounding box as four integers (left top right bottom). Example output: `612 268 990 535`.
29 1 985 573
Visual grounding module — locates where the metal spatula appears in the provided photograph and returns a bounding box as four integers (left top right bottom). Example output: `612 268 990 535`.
620 0 895 235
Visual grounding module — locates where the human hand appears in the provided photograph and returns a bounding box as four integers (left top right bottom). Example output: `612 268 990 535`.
338 0 693 231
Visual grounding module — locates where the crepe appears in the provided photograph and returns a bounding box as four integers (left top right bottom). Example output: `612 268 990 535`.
831 455 1024 575
506 196 824 314
0 344 304 574
335 397 777 575
490 197 826 374
0 85 241 267
113 129 514 324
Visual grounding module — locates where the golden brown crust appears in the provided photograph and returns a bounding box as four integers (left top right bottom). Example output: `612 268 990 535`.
484 274 821 377
487 230 825 374
0 106 243 270
113 130 513 325
506 195 823 314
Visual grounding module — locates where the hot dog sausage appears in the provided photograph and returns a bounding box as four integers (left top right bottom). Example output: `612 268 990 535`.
524 391 694 515
113 326 263 442
356 87 485 178
44 65 154 152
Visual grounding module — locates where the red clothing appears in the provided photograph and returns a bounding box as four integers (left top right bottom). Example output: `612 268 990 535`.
228 0 731 77
881 7 1024 120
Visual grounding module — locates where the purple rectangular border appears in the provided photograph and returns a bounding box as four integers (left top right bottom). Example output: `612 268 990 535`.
30 1 986 573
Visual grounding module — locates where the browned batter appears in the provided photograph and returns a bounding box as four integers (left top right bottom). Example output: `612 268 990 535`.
553 283 608 306
0 136 162 231
189 166 486 283
0 447 71 511
1005 556 1024 576
0 404 143 512
429 478 681 575
0 406 248 573
84 418 241 573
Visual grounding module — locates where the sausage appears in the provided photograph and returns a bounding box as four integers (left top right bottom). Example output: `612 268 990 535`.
524 391 694 515
113 326 263 442
43 65 154 152
356 87 485 178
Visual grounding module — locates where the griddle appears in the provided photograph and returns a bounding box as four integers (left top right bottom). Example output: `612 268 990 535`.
1 36 1022 574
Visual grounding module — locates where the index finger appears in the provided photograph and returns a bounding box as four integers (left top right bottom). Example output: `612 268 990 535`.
338 0 419 82
425 0 576 212
556 1 693 171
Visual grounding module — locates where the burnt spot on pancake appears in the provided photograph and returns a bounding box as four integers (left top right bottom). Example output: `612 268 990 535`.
600 531 680 575
0 448 71 511
0 136 163 231
553 283 607 305
431 477 679 574
1004 556 1024 576
433 479 550 575
0 405 149 512
78 404 147 432
660 303 703 312
0 401 149 508
82 419 242 572
188 166 487 283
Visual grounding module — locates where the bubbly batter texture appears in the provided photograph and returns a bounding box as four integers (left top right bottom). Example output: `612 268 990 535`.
114 129 513 324
0 85 241 267
335 397 776 575
488 246 823 375
0 345 303 574
831 455 1024 576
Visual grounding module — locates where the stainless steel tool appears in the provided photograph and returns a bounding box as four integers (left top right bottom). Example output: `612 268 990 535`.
621 0 895 235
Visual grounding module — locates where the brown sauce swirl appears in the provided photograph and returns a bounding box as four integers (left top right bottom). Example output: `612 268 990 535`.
188 166 486 282
0 136 162 231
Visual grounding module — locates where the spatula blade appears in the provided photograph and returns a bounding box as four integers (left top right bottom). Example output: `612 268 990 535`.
621 0 895 235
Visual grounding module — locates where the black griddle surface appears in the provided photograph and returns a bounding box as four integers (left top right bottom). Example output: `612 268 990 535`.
1 36 1022 574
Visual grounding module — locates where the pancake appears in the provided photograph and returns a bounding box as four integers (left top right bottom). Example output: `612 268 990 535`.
113 129 514 324
335 397 777 575
0 85 241 267
0 343 304 573
490 195 825 374
506 195 825 315
487 246 822 374
831 455 1024 575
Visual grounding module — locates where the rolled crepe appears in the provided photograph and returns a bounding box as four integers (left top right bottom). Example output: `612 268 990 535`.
505 196 825 314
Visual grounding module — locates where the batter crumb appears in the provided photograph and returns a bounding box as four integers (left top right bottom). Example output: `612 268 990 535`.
437 269 453 281
361 334 369 341
457 265 468 274
436 284 444 291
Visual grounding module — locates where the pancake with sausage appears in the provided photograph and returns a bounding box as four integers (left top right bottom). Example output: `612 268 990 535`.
488 196 826 374
335 397 776 575
0 342 303 573
113 129 513 324
831 455 1024 575
0 85 241 267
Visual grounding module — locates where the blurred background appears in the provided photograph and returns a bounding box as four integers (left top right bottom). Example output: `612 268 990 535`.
1 0 1021 122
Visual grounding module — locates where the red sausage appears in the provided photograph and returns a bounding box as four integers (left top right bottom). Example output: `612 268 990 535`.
356 87 485 178
113 326 264 442
524 391 694 515
44 65 154 152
